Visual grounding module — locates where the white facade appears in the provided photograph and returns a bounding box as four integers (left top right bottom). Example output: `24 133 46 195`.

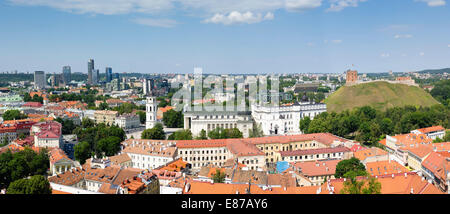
177 146 232 170
251 101 326 136
34 136 61 148
116 114 140 129
50 183 102 194
127 152 174 170
183 111 254 138
145 97 158 129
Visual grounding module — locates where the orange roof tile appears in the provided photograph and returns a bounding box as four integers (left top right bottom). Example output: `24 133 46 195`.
366 160 409 176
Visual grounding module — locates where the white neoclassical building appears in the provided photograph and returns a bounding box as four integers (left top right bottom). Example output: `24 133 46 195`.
251 98 327 136
183 110 254 138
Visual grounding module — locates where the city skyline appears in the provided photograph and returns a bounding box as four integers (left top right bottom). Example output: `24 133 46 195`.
1 0 450 74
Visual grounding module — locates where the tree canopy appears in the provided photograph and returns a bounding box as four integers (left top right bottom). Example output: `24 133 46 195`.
2 110 27 121
7 175 52 194
162 109 184 128
72 123 126 163
335 157 367 179
208 127 243 139
141 123 166 140
168 129 193 140
0 148 49 189
303 105 450 147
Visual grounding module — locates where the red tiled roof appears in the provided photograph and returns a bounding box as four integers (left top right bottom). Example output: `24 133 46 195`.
280 146 350 157
416 126 445 134
366 160 409 176
22 102 43 108
293 159 340 176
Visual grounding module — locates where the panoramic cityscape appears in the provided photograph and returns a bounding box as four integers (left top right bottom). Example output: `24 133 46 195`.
0 0 449 197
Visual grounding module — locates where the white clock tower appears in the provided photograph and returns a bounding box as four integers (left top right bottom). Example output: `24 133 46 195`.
145 96 158 129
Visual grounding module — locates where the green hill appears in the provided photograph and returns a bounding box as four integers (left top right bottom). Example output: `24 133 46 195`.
325 81 440 113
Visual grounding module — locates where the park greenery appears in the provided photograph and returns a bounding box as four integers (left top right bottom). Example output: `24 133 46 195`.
301 105 450 147
0 148 49 189
162 109 184 128
23 93 44 104
168 129 193 140
2 109 27 121
55 117 76 135
334 157 367 178
195 129 208 140
141 123 166 140
7 175 52 194
73 119 126 164
208 127 243 139
430 79 450 107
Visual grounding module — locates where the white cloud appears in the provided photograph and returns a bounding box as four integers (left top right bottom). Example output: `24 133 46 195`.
132 18 178 28
394 34 413 39
419 52 425 56
416 0 446 7
306 42 315 46
324 39 342 44
8 0 174 15
204 11 274 25
381 53 390 58
285 0 322 11
6 0 366 26
327 0 367 12
447 44 450 48
8 0 325 15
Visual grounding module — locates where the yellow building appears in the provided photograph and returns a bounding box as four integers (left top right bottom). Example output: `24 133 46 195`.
94 110 119 126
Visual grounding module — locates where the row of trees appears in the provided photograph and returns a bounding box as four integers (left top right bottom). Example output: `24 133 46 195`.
23 93 43 104
301 105 450 147
0 148 49 189
141 123 245 141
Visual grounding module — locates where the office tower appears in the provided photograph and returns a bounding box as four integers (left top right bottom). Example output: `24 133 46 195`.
62 66 71 84
92 69 99 84
88 59 94 84
143 78 154 96
34 71 46 89
105 67 112 83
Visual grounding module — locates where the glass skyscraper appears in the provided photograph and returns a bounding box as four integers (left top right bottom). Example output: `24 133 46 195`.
62 66 71 84
88 59 94 84
106 67 112 83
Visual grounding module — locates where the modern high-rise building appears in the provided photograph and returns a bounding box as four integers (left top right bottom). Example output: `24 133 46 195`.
93 69 99 84
34 71 46 89
62 66 71 85
142 78 154 96
105 67 112 83
88 59 94 85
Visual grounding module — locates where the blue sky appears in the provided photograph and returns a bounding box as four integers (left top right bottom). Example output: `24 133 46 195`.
1 0 450 74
